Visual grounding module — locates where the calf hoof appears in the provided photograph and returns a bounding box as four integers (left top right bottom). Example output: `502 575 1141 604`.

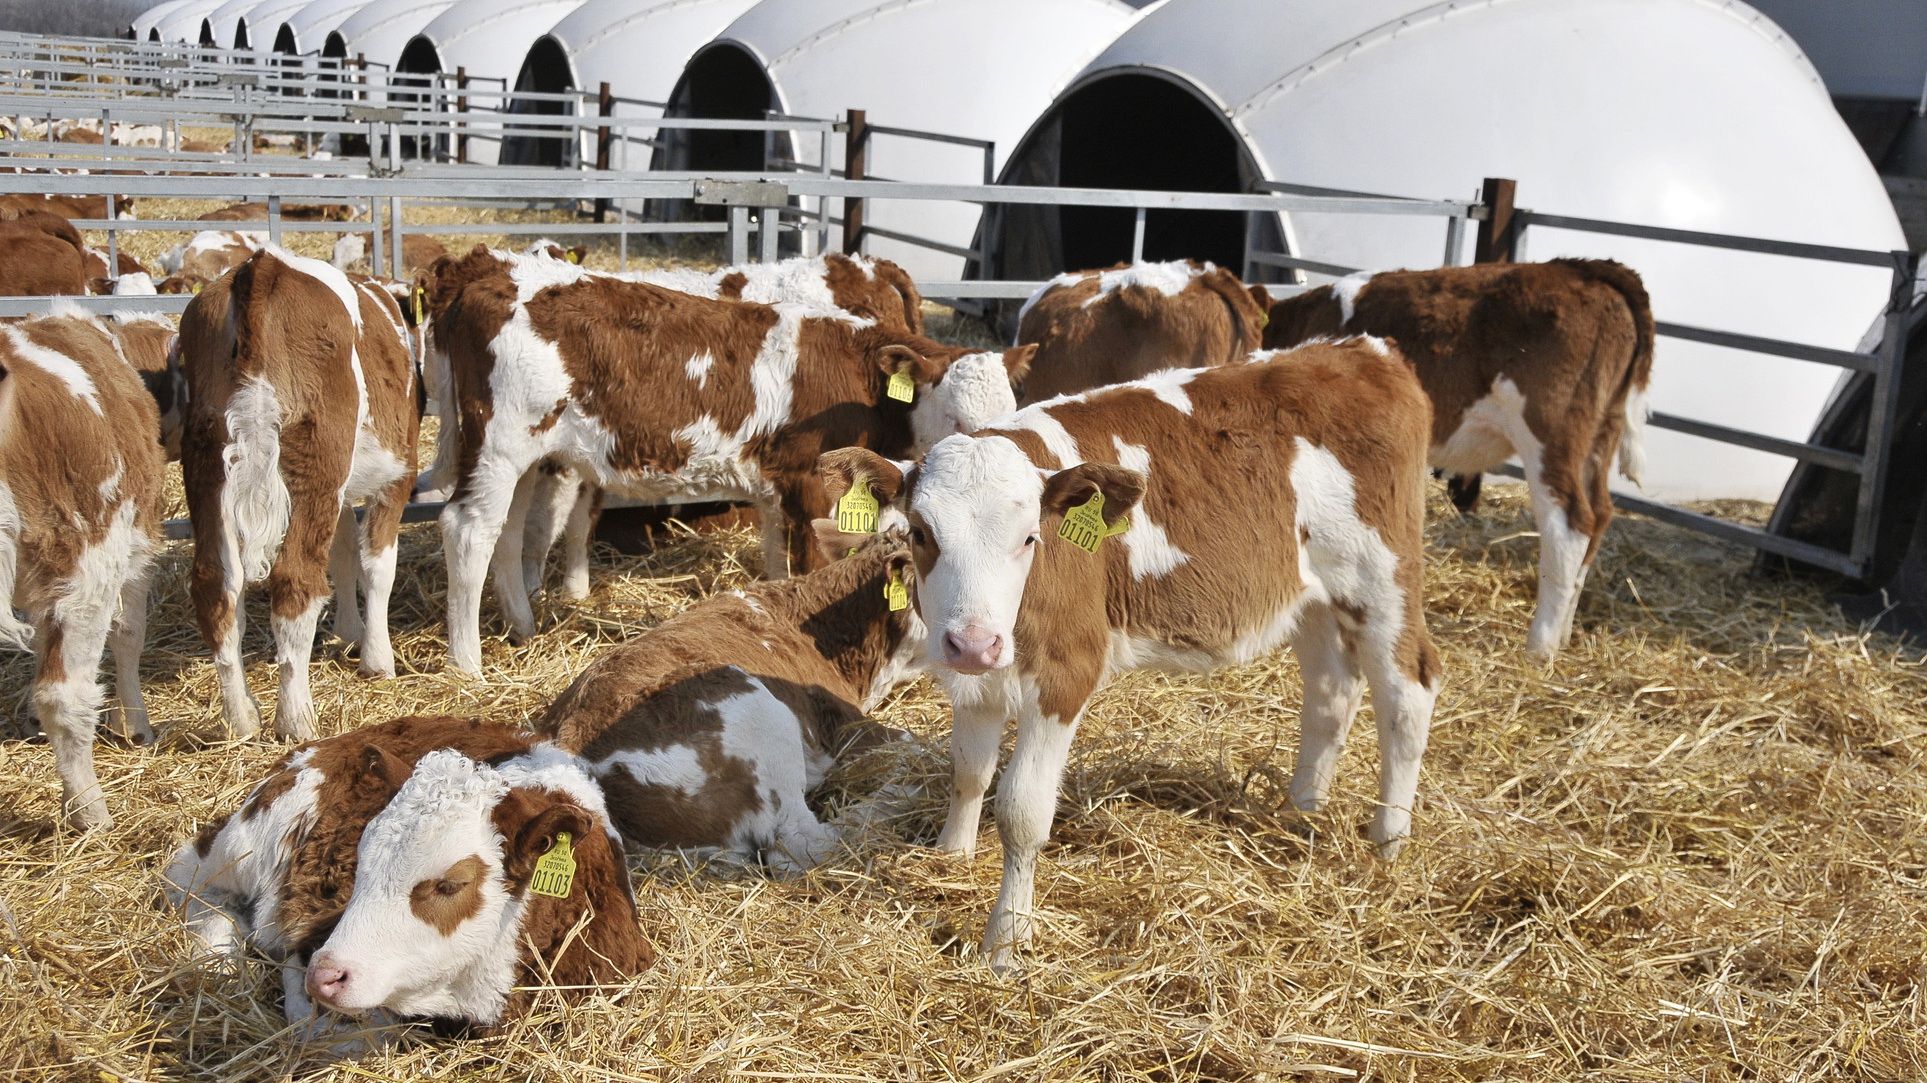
65 798 113 832
275 709 318 743
223 704 263 742
105 708 156 748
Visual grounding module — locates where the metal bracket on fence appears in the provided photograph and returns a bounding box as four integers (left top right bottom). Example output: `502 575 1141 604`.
693 179 787 206
347 105 405 124
216 72 259 87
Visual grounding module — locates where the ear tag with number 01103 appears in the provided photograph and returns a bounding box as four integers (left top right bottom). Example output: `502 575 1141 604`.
886 366 916 403
885 568 909 611
529 831 577 898
836 478 879 534
1057 490 1129 554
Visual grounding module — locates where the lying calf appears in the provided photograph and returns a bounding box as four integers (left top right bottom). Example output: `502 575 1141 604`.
539 521 924 871
164 715 653 1033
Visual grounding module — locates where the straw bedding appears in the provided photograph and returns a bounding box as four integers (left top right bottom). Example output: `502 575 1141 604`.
2 266 1923 1080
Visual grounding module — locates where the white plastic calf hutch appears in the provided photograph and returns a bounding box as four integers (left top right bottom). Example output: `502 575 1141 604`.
499 0 760 168
130 0 196 42
396 0 590 163
148 0 227 44
984 0 1907 503
660 0 1142 281
270 0 379 55
325 0 459 66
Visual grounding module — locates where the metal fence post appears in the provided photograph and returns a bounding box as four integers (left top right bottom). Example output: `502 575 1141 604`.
391 195 404 279
1851 251 1920 574
842 108 866 255
728 204 750 265
1130 205 1147 264
594 81 613 223
1472 177 1517 263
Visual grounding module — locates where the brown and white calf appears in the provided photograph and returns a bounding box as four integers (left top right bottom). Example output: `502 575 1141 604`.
0 305 166 828
161 229 265 284
1013 260 1268 403
82 247 150 295
425 246 1028 674
1263 259 1654 660
179 247 419 741
165 715 653 1032
0 211 86 296
827 337 1443 969
107 311 185 459
508 249 930 597
539 525 924 870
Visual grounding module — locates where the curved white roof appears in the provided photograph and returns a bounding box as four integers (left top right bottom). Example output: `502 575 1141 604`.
405 0 589 79
202 0 260 48
1004 0 1906 501
151 0 227 42
217 0 314 50
330 0 459 65
132 0 195 40
274 0 378 54
542 0 759 108
691 0 1139 280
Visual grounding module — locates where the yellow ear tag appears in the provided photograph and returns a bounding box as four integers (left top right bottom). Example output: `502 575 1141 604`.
886 366 915 403
529 831 576 899
566 250 580 264
411 285 425 325
836 478 878 534
1057 490 1129 554
1255 309 1268 329
885 568 909 611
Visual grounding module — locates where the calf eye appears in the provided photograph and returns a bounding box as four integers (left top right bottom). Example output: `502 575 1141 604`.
1024 534 1039 548
909 526 926 547
433 878 466 897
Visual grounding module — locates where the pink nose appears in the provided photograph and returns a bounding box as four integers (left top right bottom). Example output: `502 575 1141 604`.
942 627 1004 672
306 963 350 1006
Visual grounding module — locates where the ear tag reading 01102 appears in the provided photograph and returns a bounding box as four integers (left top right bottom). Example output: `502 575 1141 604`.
885 568 909 611
886 366 916 403
1058 490 1130 554
529 832 577 898
836 478 879 534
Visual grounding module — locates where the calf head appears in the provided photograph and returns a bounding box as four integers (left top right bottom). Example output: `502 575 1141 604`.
823 440 1143 674
909 345 1033 454
304 749 649 1026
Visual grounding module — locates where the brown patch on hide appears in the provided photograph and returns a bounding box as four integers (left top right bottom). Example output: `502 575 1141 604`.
408 854 487 935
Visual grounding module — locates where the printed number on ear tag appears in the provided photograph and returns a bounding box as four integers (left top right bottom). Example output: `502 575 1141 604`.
836 478 879 534
1058 490 1129 554
886 368 915 403
885 569 909 612
530 832 577 898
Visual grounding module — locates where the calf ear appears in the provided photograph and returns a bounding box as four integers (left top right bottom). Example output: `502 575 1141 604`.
812 518 870 563
504 802 595 887
817 447 906 505
355 742 413 793
875 343 947 386
1041 462 1145 525
1000 343 1036 386
1248 284 1272 313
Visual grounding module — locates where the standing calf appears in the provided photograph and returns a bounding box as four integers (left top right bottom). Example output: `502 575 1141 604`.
1014 260 1268 403
0 306 165 828
829 337 1442 970
179 247 418 740
1264 259 1653 659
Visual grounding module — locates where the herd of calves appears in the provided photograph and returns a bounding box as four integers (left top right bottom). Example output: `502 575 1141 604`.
0 233 1653 1038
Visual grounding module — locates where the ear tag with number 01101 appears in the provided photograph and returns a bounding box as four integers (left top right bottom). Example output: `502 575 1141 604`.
885 568 909 611
836 478 879 534
886 366 916 403
529 831 577 898
1057 490 1129 554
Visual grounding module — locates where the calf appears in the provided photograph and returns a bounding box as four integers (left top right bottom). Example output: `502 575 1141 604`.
0 212 86 295
165 715 653 1032
539 525 924 870
83 247 150 295
1014 260 1268 403
179 247 418 741
0 305 166 828
109 311 185 458
512 249 930 592
0 193 134 221
827 337 1443 969
1263 259 1654 660
161 229 264 284
425 246 1027 674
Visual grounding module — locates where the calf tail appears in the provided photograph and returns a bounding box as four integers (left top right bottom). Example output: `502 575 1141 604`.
222 257 292 582
1556 259 1653 486
870 257 925 335
1195 266 1267 361
420 321 460 493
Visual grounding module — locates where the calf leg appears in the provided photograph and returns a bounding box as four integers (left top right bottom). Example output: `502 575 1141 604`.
982 700 1083 973
755 493 791 579
1522 455 1592 663
442 461 524 676
328 504 362 648
1286 602 1365 815
354 472 411 679
554 481 597 602
267 495 342 742
36 608 117 829
104 571 155 747
193 511 261 740
519 463 572 598
933 683 1010 855
490 468 540 644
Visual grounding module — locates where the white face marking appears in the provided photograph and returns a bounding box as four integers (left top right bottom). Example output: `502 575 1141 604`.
1331 271 1375 327
910 350 1018 453
2 326 102 414
910 435 1043 673
307 750 516 1022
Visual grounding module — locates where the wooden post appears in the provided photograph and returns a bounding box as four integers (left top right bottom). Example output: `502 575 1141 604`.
455 66 468 164
1472 176 1517 264
594 81 614 223
1450 176 1521 513
842 109 866 255
354 53 365 102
